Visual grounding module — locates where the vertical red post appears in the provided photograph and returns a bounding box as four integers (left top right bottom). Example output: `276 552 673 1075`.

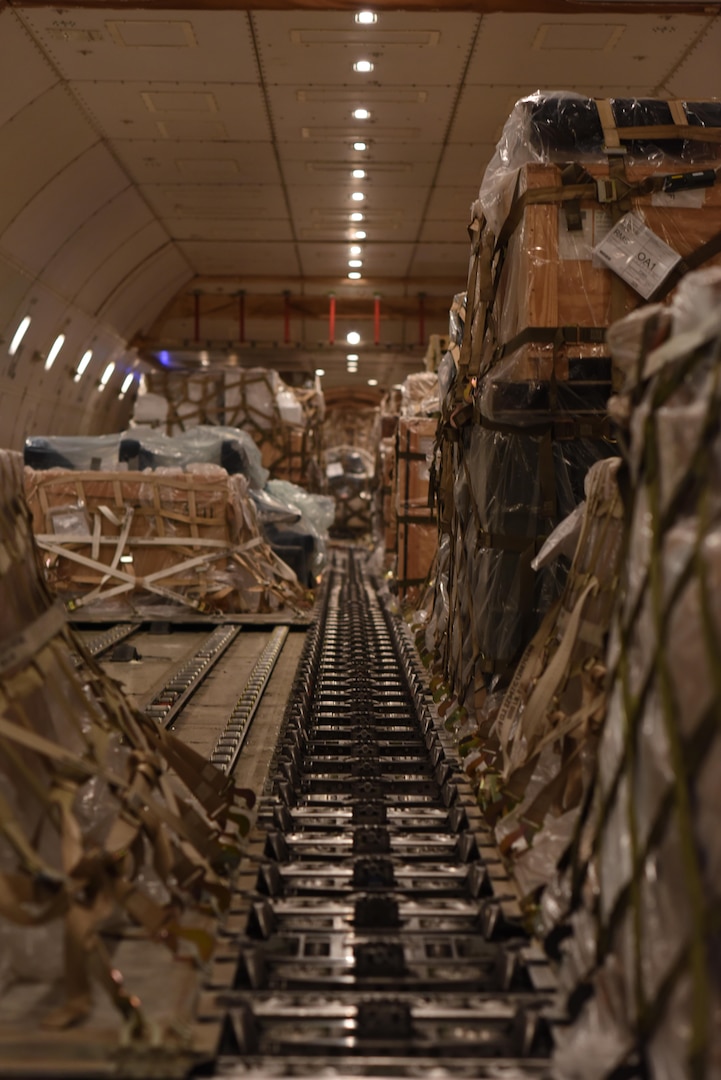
283 290 291 345
418 292 426 347
238 290 246 344
328 293 336 345
193 291 201 341
373 293 381 346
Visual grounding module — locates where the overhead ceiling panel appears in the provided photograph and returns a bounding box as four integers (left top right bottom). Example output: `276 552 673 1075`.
0 84 98 236
268 84 455 144
112 140 278 186
18 9 257 83
69 81 270 142
176 241 302 278
281 157 436 190
1 146 129 271
465 12 714 88
665 16 721 96
166 218 294 243
448 82 546 144
253 10 477 87
422 185 477 224
142 183 288 222
435 143 496 190
0 11 58 127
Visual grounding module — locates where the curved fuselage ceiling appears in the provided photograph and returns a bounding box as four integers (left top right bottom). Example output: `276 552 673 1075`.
1 0 719 445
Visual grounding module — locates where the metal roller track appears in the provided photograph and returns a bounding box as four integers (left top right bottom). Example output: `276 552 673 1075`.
143 624 241 727
210 626 290 774
212 550 559 1079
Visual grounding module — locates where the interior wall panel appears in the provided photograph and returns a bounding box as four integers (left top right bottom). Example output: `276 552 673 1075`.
0 84 99 235
1 145 130 272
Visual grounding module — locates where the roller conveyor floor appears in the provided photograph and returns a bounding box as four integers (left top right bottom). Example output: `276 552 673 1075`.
208 548 559 1080
0 549 560 1079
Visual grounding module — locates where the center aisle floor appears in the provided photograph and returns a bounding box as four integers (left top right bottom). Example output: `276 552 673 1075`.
205 547 559 1079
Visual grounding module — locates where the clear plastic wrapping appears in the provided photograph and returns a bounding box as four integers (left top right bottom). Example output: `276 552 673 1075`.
120 423 269 488
551 269 721 1079
479 91 721 238
24 433 125 472
139 367 324 487
24 464 308 615
400 372 440 417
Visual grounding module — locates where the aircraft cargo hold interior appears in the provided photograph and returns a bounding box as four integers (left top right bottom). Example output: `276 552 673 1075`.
1 2 721 1078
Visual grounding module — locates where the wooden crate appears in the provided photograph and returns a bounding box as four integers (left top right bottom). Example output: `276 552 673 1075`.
24 466 305 615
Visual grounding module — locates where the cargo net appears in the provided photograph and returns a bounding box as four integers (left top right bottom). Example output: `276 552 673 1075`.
0 448 256 1039
141 367 324 489
24 465 308 616
322 405 380 538
533 269 721 1079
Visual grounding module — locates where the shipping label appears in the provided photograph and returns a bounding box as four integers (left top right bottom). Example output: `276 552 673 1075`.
591 211 681 300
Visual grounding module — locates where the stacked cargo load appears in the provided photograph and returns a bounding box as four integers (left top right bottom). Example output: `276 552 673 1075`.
321 396 380 537
393 373 440 600
539 267 721 1080
137 367 324 489
24 463 308 616
432 92 721 706
0 447 255 1044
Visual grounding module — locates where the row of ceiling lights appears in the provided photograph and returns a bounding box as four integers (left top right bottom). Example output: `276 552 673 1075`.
320 10 378 384
6 314 137 398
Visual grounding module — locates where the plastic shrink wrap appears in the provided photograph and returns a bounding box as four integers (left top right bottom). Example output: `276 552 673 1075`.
322 402 380 537
547 268 721 1080
427 93 721 705
0 448 255 1034
265 479 335 584
470 458 623 900
138 367 324 487
24 464 308 616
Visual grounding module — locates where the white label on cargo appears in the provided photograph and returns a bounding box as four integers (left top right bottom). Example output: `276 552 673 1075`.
558 208 613 260
326 462 344 479
651 189 705 209
592 212 681 300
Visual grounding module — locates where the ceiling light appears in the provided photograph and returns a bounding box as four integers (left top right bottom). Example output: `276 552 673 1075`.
44 333 65 371
352 168 366 179
348 259 362 268
354 230 366 240
315 368 325 377
99 361 115 389
353 108 370 120
367 379 378 386
355 11 377 24
8 315 31 357
120 554 134 564
346 354 359 362
350 212 364 222
353 60 374 73
347 331 361 345
350 245 362 256
348 272 362 280
74 349 93 382
353 141 367 152
351 192 365 202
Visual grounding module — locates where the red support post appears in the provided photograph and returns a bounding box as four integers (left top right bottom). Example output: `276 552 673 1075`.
283 290 291 345
238 290 246 344
418 292 426 347
373 293 381 346
328 293 336 345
